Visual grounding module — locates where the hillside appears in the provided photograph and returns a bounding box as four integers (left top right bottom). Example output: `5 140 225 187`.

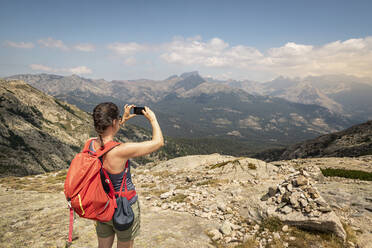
0 79 192 176
254 120 372 161
7 73 356 154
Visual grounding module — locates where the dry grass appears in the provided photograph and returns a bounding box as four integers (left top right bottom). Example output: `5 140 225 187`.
260 217 283 232
343 222 357 244
140 182 156 188
285 227 345 248
233 238 259 248
209 159 242 169
151 170 173 178
0 170 67 193
149 188 169 197
204 231 225 248
168 193 188 203
175 184 189 190
196 178 229 187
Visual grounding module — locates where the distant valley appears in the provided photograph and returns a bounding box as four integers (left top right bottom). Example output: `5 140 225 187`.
216 74 372 121
6 72 362 154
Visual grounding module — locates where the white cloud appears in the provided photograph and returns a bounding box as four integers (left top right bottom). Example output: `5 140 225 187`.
4 41 34 49
124 57 136 66
160 36 372 79
29 64 92 75
68 66 92 74
73 43 95 52
38 37 69 50
107 42 145 55
160 36 263 68
30 64 53 72
268 42 313 57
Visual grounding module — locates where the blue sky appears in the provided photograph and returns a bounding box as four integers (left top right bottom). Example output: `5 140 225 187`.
1 0 372 81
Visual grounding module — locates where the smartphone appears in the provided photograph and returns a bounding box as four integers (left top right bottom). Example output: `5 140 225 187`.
132 107 145 115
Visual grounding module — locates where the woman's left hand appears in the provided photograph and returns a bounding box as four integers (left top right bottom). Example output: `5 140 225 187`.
120 104 137 124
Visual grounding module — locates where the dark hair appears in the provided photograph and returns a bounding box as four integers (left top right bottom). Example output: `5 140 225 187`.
92 102 119 149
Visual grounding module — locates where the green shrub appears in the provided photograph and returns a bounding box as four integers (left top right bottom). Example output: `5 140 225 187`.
321 168 372 181
248 162 257 170
260 216 283 232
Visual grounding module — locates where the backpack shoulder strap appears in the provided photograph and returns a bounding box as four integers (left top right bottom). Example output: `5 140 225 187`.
81 137 97 153
81 138 120 157
96 141 121 158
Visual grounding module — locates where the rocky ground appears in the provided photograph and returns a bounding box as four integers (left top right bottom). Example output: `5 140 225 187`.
0 155 371 248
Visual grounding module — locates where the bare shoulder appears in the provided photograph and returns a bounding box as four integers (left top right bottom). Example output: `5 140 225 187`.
110 140 161 159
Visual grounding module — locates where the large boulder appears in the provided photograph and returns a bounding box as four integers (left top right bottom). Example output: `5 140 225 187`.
260 169 346 240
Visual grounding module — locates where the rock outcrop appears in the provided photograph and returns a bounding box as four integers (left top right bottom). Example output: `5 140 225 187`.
261 170 346 240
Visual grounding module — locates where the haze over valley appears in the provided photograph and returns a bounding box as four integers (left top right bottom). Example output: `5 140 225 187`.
8 71 370 155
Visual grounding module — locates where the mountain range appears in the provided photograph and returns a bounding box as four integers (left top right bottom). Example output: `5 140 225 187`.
215 74 372 120
6 72 361 154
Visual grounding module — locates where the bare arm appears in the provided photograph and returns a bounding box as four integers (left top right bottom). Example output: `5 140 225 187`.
116 106 164 158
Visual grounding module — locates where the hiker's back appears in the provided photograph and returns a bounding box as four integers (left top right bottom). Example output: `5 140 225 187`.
92 139 128 174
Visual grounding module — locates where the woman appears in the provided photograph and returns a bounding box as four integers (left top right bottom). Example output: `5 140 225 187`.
91 102 164 248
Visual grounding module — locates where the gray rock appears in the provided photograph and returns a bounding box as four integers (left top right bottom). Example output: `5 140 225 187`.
278 202 287 209
272 210 346 240
220 221 232 235
295 176 308 186
209 229 222 241
186 176 193 182
243 233 253 242
282 192 291 203
268 186 277 197
282 225 289 232
290 192 301 208
314 198 328 207
319 206 332 213
160 191 173 199
261 194 270 201
279 186 286 194
281 206 293 214
286 184 293 192
299 198 308 208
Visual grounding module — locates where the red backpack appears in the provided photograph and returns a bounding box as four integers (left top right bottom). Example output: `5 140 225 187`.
64 138 121 243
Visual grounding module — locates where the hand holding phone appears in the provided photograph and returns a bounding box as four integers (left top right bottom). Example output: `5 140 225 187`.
132 107 145 115
121 104 137 124
141 106 157 123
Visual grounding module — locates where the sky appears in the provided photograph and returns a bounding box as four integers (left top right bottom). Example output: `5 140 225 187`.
1 0 372 82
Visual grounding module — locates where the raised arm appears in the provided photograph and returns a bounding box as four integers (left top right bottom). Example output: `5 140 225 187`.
116 106 164 158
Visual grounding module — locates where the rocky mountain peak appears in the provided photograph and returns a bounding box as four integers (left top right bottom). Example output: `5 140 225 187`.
173 71 205 91
180 71 200 79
